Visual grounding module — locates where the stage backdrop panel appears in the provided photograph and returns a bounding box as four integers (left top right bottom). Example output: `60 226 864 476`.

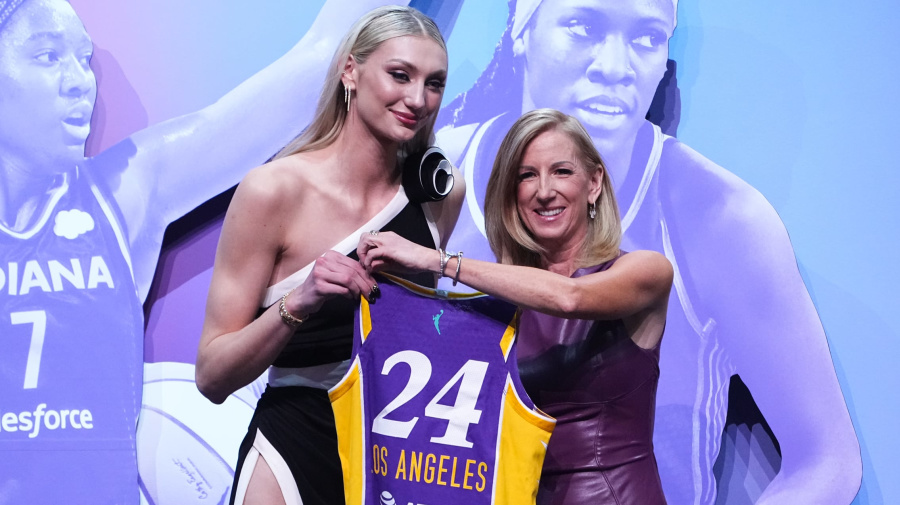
2 1 896 504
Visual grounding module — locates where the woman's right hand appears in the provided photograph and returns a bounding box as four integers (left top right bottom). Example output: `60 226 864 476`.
286 250 380 317
357 231 438 276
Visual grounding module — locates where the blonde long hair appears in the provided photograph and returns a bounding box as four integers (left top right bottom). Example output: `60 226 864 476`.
273 6 446 161
484 109 621 268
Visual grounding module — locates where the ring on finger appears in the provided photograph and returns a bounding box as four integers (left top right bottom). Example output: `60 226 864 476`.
369 230 379 236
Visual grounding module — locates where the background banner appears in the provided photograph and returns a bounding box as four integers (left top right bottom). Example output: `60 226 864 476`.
1 1 896 503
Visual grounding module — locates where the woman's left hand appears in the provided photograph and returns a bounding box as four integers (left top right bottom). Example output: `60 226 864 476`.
357 231 437 275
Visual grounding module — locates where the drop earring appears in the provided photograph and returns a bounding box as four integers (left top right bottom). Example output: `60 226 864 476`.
588 202 597 220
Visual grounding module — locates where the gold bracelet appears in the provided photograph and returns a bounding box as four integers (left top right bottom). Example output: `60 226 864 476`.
279 289 306 328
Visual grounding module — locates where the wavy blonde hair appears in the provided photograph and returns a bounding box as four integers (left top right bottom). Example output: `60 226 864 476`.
273 6 446 161
484 109 621 268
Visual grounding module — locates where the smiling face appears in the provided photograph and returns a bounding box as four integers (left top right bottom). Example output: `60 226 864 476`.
0 0 95 173
345 35 447 146
516 128 602 259
519 0 673 150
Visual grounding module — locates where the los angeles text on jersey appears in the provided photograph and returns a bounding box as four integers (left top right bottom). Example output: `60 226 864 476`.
0 256 115 295
0 403 94 439
372 444 489 493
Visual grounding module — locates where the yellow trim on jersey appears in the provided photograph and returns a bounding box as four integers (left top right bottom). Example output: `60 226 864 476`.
381 273 486 300
506 380 556 432
360 295 372 343
493 380 555 504
499 313 518 362
328 359 365 505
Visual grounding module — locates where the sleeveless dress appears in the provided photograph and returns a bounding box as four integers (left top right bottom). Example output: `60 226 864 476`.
229 186 441 505
517 256 666 505
450 116 729 504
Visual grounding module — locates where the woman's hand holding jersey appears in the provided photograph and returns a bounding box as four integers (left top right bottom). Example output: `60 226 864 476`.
285 250 381 318
358 230 437 276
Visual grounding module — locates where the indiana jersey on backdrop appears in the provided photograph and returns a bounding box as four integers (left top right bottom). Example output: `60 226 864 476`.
329 275 554 505
0 168 142 504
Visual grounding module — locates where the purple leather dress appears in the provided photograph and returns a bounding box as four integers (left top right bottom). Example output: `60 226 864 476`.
517 258 667 505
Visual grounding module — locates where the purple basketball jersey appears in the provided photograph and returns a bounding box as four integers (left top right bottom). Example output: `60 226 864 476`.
330 275 554 505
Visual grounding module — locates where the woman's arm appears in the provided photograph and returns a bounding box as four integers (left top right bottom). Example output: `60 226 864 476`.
705 201 859 504
666 146 861 503
358 231 673 321
196 164 376 404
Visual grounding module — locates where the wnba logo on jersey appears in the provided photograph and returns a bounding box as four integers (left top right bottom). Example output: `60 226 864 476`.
432 310 443 334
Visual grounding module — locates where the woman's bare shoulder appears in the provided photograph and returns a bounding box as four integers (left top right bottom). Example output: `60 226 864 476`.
606 250 674 293
658 139 779 232
656 138 797 311
221 154 333 265
235 153 326 208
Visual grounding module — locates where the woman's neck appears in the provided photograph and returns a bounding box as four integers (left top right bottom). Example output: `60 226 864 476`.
593 120 655 203
330 115 402 193
0 157 70 231
539 239 585 278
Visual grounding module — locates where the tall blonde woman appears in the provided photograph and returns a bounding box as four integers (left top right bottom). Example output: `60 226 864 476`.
358 109 673 504
196 7 462 504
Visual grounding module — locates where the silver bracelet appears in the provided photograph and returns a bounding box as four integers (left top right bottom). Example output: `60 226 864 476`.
439 248 448 278
453 251 463 286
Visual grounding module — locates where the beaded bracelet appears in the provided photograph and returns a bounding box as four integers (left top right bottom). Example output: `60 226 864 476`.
279 289 306 328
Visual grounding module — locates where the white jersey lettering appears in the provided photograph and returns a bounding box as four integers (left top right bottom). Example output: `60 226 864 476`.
87 255 114 290
49 258 85 291
21 260 53 295
0 256 115 295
